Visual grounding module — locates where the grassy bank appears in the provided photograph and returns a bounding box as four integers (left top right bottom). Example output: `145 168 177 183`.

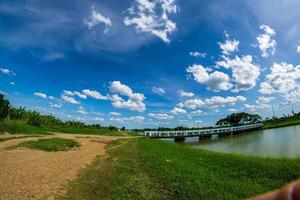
59 138 300 200
0 119 137 136
263 118 300 129
0 135 41 142
12 138 80 152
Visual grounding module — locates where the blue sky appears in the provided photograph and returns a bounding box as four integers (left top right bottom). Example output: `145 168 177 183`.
1 0 300 128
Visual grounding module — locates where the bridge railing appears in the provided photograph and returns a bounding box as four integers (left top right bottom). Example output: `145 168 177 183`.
144 123 263 138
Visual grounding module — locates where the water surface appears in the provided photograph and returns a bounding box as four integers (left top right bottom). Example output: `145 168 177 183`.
186 125 300 158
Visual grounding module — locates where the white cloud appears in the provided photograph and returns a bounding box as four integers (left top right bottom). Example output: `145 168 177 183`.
124 0 178 43
148 113 174 120
77 106 88 115
216 55 260 92
228 108 238 112
109 116 144 123
92 117 105 123
297 45 300 54
9 82 15 86
50 103 62 108
170 107 186 115
218 39 239 55
189 51 207 58
190 109 203 116
74 91 87 99
0 67 15 76
63 90 75 96
109 81 146 112
179 91 194 98
152 87 166 95
82 89 107 100
61 95 80 104
256 25 276 58
180 96 246 110
259 62 300 104
109 112 121 116
34 92 47 99
256 96 274 105
84 6 112 33
186 64 233 91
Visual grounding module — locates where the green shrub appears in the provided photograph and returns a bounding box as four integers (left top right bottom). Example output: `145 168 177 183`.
15 137 80 151
28 111 42 127
0 94 10 121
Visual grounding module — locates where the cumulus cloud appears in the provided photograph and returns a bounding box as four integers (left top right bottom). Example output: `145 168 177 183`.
73 91 87 99
189 51 207 58
109 116 144 123
0 67 16 76
109 81 146 112
152 87 166 95
228 108 238 113
259 62 300 104
82 89 107 100
63 90 87 99
170 107 186 115
186 64 233 91
217 55 260 92
218 39 239 55
190 109 203 116
77 106 88 115
256 25 276 57
84 6 112 33
61 94 80 104
297 45 300 54
148 113 174 120
124 0 178 43
34 92 47 99
179 96 246 110
179 91 194 98
109 112 121 116
50 103 62 108
256 96 274 105
92 117 105 123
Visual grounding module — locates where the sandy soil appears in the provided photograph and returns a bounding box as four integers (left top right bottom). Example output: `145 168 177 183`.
0 133 132 200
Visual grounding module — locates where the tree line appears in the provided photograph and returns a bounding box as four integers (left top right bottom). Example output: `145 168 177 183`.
0 93 119 130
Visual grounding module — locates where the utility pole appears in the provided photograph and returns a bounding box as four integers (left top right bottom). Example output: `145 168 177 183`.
272 105 276 119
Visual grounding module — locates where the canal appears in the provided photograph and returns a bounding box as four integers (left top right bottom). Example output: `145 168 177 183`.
172 125 300 158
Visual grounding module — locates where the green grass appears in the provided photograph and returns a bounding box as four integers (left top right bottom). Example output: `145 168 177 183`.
0 135 41 142
48 126 138 136
263 119 300 129
58 138 300 200
13 137 80 152
0 119 138 136
0 120 50 135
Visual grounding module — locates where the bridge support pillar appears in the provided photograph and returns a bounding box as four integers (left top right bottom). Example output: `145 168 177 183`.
174 137 185 142
199 134 212 140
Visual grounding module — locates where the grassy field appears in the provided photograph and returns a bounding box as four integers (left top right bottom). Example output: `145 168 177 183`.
59 138 300 200
12 138 80 152
0 119 137 136
263 118 300 129
0 135 41 142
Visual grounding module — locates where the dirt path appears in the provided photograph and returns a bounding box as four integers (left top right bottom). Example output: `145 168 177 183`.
0 133 132 200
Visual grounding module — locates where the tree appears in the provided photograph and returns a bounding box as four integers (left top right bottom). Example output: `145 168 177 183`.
28 111 42 127
0 94 10 121
121 126 125 131
216 112 262 126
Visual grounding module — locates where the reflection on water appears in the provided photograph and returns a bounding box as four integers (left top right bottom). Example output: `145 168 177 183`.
184 125 300 158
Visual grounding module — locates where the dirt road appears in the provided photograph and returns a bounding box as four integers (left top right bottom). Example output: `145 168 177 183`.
0 133 132 200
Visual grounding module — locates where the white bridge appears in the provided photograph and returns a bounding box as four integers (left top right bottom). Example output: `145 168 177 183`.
144 123 263 142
